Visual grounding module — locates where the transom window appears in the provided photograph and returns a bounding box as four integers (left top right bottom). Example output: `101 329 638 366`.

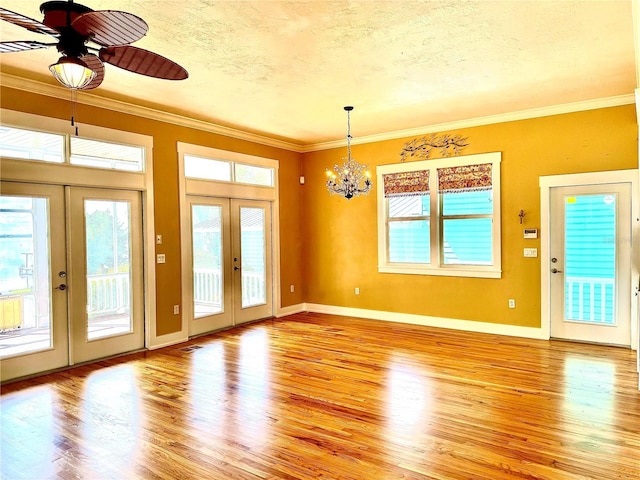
184 154 274 187
0 125 145 172
377 152 501 278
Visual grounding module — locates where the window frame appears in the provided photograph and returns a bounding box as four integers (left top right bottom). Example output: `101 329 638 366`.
377 152 502 278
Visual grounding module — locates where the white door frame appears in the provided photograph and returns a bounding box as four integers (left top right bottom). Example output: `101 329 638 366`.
177 142 281 344
540 169 639 351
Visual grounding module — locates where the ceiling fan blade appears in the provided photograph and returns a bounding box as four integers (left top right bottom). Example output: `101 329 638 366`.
79 53 105 90
72 11 148 47
0 7 60 36
0 40 53 53
99 46 188 80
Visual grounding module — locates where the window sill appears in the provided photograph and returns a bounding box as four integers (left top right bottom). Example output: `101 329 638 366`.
378 264 502 279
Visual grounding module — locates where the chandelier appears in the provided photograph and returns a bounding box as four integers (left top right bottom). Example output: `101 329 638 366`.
326 106 372 199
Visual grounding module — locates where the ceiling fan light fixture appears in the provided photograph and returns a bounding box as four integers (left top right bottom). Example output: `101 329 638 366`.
49 56 96 89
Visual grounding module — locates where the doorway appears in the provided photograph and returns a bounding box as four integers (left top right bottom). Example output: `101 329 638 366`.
0 182 144 381
540 170 638 349
186 196 273 336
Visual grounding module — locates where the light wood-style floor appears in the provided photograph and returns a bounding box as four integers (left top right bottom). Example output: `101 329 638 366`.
1 312 639 479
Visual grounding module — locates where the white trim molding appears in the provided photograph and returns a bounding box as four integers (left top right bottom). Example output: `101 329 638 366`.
303 303 548 340
304 95 636 152
276 303 306 317
0 73 302 153
2 73 634 155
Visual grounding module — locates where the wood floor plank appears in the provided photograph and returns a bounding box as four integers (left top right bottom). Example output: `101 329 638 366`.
2 313 639 479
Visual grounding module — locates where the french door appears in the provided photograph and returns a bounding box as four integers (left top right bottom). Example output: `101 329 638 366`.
549 183 632 346
0 182 144 381
187 197 272 336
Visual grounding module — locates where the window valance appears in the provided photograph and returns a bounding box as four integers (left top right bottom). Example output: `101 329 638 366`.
437 163 492 194
383 170 430 197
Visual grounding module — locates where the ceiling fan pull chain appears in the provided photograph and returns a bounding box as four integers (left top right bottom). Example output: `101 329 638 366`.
70 89 79 136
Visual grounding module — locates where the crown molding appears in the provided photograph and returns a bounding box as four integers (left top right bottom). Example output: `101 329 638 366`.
1 73 634 154
0 73 304 153
303 94 637 152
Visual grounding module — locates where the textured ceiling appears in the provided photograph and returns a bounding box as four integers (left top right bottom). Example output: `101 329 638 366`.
0 1 636 148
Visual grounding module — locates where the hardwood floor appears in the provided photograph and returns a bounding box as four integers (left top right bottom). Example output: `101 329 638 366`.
1 312 639 479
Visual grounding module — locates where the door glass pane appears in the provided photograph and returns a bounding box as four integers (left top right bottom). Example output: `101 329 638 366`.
192 205 223 317
85 200 132 340
240 207 266 308
0 196 52 357
564 194 616 324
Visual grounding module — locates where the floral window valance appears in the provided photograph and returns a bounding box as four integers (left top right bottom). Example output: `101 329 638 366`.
437 163 492 194
383 170 430 197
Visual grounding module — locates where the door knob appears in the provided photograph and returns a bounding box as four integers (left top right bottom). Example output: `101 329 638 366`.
55 284 67 290
234 266 240 271
551 268 562 274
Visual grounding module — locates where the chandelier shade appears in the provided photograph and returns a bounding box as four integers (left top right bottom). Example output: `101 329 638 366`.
49 56 96 89
326 106 372 199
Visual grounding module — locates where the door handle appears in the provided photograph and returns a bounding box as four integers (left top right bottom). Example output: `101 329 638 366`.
55 283 67 291
234 266 240 271
551 268 562 274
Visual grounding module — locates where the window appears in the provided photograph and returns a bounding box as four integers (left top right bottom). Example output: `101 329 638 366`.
184 155 232 181
183 154 274 187
377 152 501 278
0 124 145 172
0 125 64 162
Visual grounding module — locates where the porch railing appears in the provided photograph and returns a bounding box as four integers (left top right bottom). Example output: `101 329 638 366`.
565 276 615 324
193 268 265 307
87 273 130 316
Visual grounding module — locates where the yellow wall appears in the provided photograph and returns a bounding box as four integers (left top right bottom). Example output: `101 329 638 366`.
1 86 304 336
301 105 638 328
2 87 637 333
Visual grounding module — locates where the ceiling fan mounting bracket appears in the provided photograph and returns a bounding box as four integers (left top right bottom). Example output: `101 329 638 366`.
40 1 92 30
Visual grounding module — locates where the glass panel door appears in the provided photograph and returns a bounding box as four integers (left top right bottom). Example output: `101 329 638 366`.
232 199 272 324
240 207 266 308
187 197 232 336
84 199 133 340
68 188 144 364
0 183 68 382
550 183 631 346
563 194 616 325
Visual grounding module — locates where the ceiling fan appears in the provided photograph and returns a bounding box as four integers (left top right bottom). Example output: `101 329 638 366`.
0 0 188 90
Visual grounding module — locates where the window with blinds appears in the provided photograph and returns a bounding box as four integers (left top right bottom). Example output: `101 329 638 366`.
376 152 501 278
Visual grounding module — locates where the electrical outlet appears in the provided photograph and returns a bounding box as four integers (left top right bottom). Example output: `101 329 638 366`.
173 305 180 315
524 248 538 258
290 284 295 293
157 254 166 264
508 299 516 309
355 287 360 295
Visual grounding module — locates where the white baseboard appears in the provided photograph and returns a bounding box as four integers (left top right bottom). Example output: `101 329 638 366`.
276 303 306 317
148 331 189 350
303 303 549 340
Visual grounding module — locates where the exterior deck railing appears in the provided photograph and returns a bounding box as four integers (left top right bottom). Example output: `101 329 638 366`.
564 275 615 324
193 268 265 308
